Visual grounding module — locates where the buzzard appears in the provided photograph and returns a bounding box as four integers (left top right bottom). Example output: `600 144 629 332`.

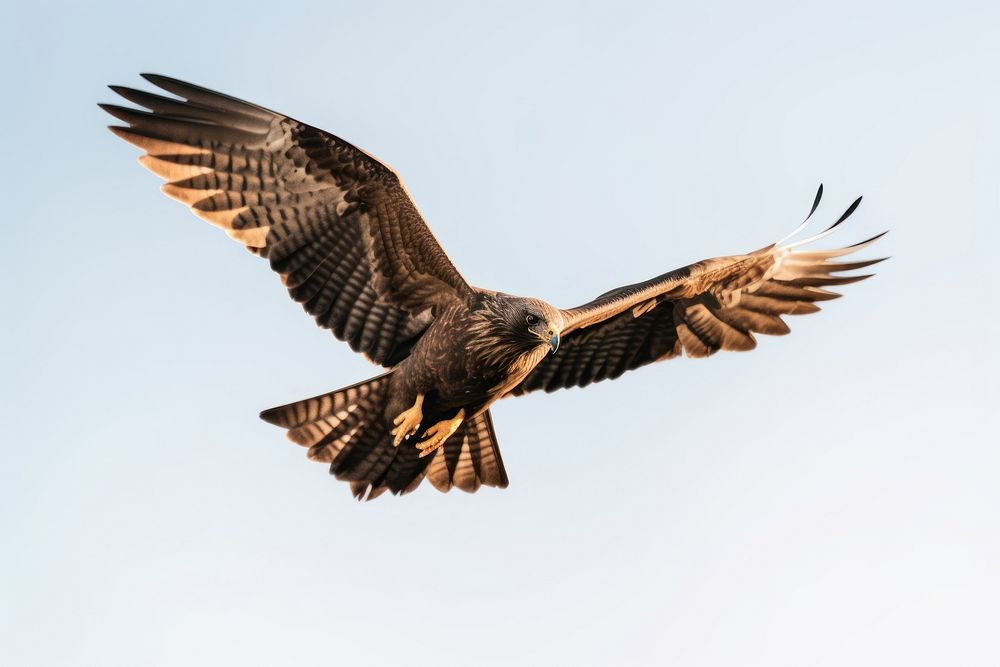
102 75 885 500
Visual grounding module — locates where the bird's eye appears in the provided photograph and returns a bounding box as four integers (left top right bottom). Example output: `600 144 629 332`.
526 314 539 326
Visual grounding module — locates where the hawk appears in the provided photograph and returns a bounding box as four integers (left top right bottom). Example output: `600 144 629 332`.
102 75 885 500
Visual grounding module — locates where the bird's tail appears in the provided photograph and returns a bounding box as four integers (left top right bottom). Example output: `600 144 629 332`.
259 371 405 499
260 372 508 500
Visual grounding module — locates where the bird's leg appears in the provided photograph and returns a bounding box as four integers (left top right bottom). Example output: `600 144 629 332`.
391 393 425 446
415 408 465 458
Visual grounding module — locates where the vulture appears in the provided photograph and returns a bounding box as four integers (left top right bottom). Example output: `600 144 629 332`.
102 75 886 500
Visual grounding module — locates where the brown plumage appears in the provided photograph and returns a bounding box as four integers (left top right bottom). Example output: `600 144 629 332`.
103 75 886 500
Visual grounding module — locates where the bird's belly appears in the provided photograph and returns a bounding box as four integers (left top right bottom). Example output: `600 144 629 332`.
400 312 548 414
395 348 499 415
443 346 547 407
432 371 506 410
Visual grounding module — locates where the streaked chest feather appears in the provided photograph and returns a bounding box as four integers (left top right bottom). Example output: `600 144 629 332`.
489 345 549 396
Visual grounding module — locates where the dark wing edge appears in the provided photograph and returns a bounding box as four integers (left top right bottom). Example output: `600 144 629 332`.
101 74 473 366
512 186 887 395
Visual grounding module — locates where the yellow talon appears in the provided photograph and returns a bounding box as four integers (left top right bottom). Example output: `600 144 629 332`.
415 408 465 458
390 393 424 446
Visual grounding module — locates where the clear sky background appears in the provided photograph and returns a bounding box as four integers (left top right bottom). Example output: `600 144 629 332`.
3 1 999 665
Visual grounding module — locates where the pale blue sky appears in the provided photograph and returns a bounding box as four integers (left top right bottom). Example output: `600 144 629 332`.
3 1 999 665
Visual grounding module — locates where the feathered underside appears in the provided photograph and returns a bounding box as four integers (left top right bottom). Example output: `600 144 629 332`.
512 186 887 395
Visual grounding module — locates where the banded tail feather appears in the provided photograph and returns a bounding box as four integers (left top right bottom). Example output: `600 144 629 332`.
426 410 509 494
260 372 508 500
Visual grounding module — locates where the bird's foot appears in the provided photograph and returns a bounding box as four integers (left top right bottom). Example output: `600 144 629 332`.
415 409 465 458
391 393 425 446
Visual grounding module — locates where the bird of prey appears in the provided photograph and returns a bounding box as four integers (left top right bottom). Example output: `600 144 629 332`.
102 75 885 501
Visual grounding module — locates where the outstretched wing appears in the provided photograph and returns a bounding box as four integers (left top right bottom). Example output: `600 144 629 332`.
102 74 474 366
512 186 886 395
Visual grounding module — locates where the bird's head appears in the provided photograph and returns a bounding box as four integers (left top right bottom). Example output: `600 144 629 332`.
524 300 562 355
486 295 562 356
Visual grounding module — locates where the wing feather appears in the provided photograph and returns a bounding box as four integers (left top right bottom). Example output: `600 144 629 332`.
103 75 472 366
512 188 886 395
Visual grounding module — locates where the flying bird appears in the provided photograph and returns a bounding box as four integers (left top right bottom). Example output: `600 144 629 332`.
102 75 886 500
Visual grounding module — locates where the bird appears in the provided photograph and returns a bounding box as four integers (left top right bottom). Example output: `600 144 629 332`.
102 74 886 501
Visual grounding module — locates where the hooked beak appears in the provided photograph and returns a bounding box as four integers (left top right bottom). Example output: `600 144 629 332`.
548 330 560 355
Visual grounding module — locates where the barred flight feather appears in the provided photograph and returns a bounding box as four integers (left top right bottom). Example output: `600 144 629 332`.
512 186 886 395
103 74 473 367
